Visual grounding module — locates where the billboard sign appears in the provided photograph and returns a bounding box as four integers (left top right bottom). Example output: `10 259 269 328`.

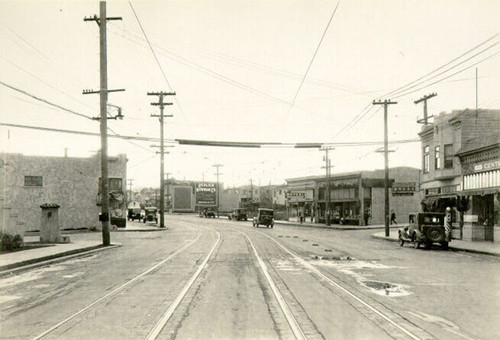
196 182 217 205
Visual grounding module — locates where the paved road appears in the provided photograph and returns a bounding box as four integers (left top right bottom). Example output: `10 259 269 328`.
1 214 498 339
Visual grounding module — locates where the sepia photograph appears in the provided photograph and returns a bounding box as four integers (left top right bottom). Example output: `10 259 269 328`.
0 0 499 339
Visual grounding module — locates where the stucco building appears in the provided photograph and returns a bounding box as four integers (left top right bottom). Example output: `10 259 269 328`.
0 153 127 235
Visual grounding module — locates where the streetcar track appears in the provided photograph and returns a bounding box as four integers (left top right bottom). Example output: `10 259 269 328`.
255 230 430 340
32 229 208 340
145 228 221 340
238 230 308 340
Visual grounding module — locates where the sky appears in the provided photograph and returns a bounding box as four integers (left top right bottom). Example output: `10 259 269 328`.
1 0 499 189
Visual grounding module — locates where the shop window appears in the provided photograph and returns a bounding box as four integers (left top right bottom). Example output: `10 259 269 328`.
444 144 453 168
434 146 440 169
24 176 43 187
423 146 430 173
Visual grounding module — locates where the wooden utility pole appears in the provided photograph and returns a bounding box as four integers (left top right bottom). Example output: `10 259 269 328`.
127 179 134 204
373 99 397 237
84 2 123 246
415 93 437 125
321 146 334 226
213 164 223 212
149 91 175 228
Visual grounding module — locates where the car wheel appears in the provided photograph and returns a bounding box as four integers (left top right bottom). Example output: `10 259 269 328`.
424 241 432 249
440 241 449 250
426 226 444 242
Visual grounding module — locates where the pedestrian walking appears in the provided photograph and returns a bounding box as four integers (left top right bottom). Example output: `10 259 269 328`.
390 210 397 225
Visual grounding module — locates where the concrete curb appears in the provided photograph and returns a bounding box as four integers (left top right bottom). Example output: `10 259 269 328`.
274 220 399 230
0 243 121 276
371 234 500 257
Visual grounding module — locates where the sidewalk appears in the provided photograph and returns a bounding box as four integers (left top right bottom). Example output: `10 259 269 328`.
0 223 165 275
371 230 500 257
275 219 500 257
2 220 498 275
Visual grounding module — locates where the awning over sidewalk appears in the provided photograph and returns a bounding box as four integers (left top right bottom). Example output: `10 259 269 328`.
421 194 469 212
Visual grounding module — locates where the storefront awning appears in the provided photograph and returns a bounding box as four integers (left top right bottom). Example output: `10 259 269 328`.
460 187 499 196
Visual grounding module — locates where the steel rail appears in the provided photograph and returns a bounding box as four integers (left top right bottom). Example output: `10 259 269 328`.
32 233 202 340
260 232 424 340
238 231 307 340
145 229 221 340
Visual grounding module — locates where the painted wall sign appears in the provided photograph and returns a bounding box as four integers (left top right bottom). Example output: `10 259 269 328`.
474 160 500 172
195 182 217 205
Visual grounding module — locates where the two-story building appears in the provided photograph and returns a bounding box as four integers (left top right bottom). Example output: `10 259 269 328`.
419 109 500 240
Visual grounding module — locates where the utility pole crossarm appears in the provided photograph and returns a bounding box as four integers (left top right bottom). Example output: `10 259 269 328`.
83 2 124 247
414 93 437 125
148 90 176 228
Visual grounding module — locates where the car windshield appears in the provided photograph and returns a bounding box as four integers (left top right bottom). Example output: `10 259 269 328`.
260 210 273 216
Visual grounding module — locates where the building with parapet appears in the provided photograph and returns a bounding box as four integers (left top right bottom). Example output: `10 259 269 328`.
0 152 127 235
286 167 421 225
418 108 500 241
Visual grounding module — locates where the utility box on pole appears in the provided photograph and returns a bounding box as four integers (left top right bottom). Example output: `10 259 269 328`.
40 203 70 243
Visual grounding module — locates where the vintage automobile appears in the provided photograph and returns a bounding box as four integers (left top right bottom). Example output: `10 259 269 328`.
127 208 142 221
228 208 248 221
143 206 158 224
200 208 216 218
398 212 449 249
253 208 274 228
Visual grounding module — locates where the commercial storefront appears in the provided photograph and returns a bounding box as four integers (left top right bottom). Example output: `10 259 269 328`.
286 167 420 226
286 177 315 222
457 133 500 242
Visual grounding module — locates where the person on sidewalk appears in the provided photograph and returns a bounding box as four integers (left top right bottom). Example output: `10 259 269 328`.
390 210 397 225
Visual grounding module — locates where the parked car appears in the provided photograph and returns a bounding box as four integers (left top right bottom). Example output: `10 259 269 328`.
143 207 158 224
200 208 216 218
398 212 449 249
127 208 142 221
228 208 248 221
253 208 274 228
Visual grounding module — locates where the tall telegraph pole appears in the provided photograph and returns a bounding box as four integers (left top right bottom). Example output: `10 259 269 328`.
213 164 223 212
414 93 437 125
149 91 176 228
373 99 397 237
84 2 123 246
321 146 334 226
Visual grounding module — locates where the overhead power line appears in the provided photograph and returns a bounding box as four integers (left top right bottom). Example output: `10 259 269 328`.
1 122 419 148
381 33 499 100
287 1 341 112
0 80 93 120
128 1 184 116
332 33 499 139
